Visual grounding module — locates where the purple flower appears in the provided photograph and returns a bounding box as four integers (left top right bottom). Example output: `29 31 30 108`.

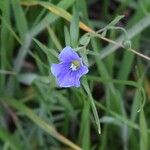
51 46 89 87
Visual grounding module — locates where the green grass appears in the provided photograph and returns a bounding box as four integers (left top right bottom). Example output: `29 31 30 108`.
0 0 150 150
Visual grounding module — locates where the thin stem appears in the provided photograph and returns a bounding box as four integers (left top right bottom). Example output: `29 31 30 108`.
93 33 123 48
93 33 150 61
0 70 17 75
128 48 150 61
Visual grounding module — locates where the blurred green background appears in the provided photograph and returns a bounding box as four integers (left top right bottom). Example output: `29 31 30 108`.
0 0 150 150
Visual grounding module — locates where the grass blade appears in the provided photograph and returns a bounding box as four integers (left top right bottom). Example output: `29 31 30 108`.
1 97 81 150
82 77 101 134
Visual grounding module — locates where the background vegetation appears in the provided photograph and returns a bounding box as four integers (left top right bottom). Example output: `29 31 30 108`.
0 0 150 149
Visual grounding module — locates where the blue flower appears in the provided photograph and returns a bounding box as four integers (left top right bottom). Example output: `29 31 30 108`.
51 46 89 87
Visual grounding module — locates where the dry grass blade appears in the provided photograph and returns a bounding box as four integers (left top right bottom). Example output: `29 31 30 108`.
21 0 150 61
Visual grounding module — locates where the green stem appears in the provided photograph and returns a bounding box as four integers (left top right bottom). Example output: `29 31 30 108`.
82 77 101 134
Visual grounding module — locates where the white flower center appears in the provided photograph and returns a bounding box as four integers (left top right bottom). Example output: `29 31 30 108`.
70 63 77 71
70 60 80 71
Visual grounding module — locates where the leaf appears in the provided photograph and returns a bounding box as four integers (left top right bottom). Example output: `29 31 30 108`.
64 26 71 46
79 48 89 66
95 101 139 130
78 99 90 150
47 26 62 50
22 0 93 33
82 77 101 134
17 73 38 85
11 0 28 40
2 97 81 150
79 34 90 46
106 15 124 28
0 128 22 150
70 6 79 47
33 38 59 58
140 109 148 150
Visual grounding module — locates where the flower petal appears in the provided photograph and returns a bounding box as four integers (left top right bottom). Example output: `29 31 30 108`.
59 46 80 62
51 62 69 77
76 65 89 78
57 70 80 87
51 62 80 87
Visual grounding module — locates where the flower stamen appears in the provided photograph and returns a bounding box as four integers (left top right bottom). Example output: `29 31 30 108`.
70 60 80 71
